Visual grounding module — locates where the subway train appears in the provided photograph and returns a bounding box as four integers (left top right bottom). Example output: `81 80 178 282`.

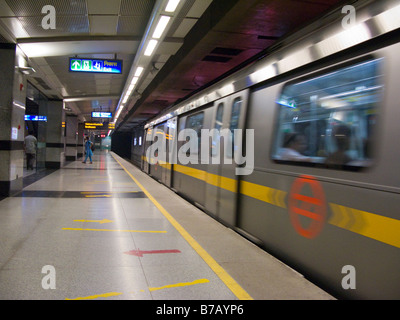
131 0 400 299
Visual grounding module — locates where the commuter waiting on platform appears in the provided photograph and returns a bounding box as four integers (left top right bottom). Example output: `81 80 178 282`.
82 136 93 164
24 130 37 170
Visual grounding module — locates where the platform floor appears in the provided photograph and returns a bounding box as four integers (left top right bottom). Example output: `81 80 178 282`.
0 151 335 300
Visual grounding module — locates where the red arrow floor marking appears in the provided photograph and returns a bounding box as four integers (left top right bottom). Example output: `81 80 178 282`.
124 249 181 257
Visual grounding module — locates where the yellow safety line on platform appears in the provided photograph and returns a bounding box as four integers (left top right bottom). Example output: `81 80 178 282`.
149 279 210 292
66 292 123 300
62 228 167 233
112 153 253 300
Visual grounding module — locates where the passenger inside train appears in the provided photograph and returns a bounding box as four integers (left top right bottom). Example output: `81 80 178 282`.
272 58 382 170
278 133 311 162
325 124 353 166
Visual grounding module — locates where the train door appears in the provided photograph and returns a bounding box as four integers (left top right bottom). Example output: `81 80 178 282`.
162 117 177 188
205 90 249 226
205 100 226 217
174 108 211 207
143 127 153 174
150 123 166 182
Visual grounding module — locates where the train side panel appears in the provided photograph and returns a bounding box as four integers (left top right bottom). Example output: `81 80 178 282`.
239 46 400 299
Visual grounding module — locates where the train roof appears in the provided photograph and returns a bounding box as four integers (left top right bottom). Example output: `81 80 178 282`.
145 0 400 129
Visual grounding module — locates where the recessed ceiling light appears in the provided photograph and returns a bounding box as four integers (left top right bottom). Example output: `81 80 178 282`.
144 40 158 56
153 15 171 39
165 0 180 12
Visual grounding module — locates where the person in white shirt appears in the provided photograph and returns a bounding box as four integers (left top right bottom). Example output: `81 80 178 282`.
24 131 37 170
279 133 311 162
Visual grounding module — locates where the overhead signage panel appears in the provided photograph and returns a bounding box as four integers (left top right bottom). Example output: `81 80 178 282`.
84 122 115 130
69 58 122 74
92 112 112 118
25 115 47 121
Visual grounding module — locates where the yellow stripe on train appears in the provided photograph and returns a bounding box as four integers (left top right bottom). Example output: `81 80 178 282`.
144 158 400 248
329 203 400 249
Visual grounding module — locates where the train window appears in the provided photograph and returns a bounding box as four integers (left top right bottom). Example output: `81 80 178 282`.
228 97 242 158
154 124 165 159
272 58 383 170
185 112 204 156
211 103 224 157
145 128 153 162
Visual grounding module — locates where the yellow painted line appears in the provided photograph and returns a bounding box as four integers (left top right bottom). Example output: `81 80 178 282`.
85 195 112 198
240 180 287 209
62 228 167 234
329 203 400 248
66 292 123 300
149 279 209 292
162 162 285 206
112 153 253 300
146 159 400 249
73 219 113 224
80 191 139 194
174 164 206 181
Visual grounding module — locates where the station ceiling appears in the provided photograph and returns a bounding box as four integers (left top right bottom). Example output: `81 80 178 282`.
0 0 346 134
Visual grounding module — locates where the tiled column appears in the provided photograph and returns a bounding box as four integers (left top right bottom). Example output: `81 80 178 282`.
0 44 27 196
77 122 84 159
45 100 64 169
65 115 78 161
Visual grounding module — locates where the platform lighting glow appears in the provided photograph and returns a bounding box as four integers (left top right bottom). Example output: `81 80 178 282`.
144 39 158 56
376 4 400 33
337 23 371 49
153 15 171 39
115 106 123 119
165 0 180 12
135 67 144 77
131 77 139 85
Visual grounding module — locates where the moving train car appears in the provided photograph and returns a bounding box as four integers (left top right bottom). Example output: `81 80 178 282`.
133 0 400 299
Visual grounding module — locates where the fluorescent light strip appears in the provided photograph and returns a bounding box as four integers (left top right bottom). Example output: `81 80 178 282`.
153 15 171 39
135 67 144 77
165 0 180 12
131 77 139 85
144 39 158 56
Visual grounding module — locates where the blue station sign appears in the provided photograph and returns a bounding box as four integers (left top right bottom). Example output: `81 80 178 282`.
92 112 112 119
69 58 123 74
25 115 47 121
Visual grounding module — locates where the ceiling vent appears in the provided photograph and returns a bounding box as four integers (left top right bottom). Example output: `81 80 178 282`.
210 47 243 56
202 55 232 63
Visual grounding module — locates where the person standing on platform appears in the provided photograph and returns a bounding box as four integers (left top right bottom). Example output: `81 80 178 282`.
82 136 93 164
24 130 37 170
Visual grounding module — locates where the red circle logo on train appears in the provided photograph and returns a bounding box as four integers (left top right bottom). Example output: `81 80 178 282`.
288 175 327 239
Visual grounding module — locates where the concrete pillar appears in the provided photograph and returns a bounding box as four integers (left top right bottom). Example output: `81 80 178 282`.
0 44 27 196
44 100 64 169
77 122 84 159
65 115 78 161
